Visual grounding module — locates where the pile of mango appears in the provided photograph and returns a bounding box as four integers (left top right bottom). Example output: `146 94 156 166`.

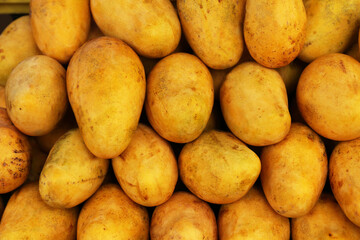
1 0 360 239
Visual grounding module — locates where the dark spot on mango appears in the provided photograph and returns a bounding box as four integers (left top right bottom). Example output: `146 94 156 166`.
304 42 312 47
339 60 346 73
13 172 20 179
13 149 24 153
307 133 315 141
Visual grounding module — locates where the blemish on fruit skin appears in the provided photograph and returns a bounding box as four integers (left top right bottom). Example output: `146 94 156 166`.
307 133 315 141
304 42 312 47
339 60 346 73
13 149 24 153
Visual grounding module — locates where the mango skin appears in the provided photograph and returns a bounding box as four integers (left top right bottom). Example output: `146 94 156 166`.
0 182 78 240
220 62 291 146
39 129 109 209
299 0 360 62
5 55 67 136
0 86 6 108
145 53 214 143
30 0 90 63
112 124 178 207
178 0 245 69
244 0 306 68
297 53 360 141
77 184 149 240
179 130 261 204
219 188 290 240
91 0 181 58
292 194 360 239
150 192 217 240
0 15 41 86
261 123 328 218
330 138 360 227
67 37 146 159
0 108 31 194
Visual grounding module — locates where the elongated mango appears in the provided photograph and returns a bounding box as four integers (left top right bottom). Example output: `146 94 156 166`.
67 37 145 159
